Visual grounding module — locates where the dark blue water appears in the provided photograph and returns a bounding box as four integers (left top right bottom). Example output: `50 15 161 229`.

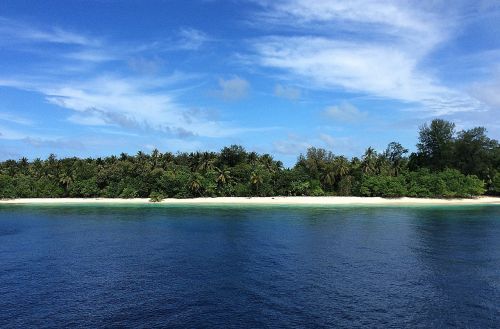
1 205 499 328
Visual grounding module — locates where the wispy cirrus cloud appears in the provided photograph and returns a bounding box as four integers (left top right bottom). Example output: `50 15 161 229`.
249 0 484 115
0 74 244 138
0 112 34 125
176 27 211 50
0 16 100 46
0 18 262 141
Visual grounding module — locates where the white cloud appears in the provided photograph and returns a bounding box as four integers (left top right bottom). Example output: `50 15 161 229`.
470 76 500 109
0 125 70 149
0 18 265 142
0 125 29 140
176 28 211 50
250 0 483 115
42 75 239 138
274 83 301 100
64 50 117 63
323 103 367 123
0 17 100 46
213 76 250 101
0 74 249 138
0 112 33 125
22 137 85 149
255 0 440 39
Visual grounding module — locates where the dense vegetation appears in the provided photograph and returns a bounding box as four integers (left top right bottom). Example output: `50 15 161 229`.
1 119 499 200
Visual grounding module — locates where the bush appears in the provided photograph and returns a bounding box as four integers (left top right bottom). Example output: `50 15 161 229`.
120 187 138 198
491 173 500 195
0 175 15 199
69 178 100 197
149 191 165 202
160 170 190 198
360 175 407 197
338 176 353 196
405 169 484 198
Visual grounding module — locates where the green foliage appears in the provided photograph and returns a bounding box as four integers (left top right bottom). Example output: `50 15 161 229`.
405 169 484 198
360 175 407 197
492 173 500 195
69 178 99 197
149 191 165 203
337 176 353 196
414 119 455 171
120 187 138 199
454 127 499 182
0 119 496 199
0 174 15 199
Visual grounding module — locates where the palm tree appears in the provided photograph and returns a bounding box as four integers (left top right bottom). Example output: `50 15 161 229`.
198 152 216 173
335 156 350 178
375 155 390 175
361 147 377 174
250 171 263 194
189 174 203 196
320 162 336 188
30 158 43 178
215 167 231 186
189 152 202 172
119 152 129 161
260 154 276 173
136 151 149 165
59 172 74 194
150 148 161 167
247 152 258 165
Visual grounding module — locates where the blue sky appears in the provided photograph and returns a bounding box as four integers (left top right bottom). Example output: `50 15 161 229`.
0 0 499 166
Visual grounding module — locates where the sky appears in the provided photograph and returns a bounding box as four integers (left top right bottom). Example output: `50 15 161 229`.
0 0 499 166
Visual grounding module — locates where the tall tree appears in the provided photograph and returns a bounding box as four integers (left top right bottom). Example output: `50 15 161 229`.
415 119 455 170
384 142 408 176
361 147 377 174
454 127 499 182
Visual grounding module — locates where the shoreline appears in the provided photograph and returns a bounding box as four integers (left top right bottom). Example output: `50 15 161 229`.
1 196 499 206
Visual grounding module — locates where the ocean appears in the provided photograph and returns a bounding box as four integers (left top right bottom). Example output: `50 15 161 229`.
1 204 499 328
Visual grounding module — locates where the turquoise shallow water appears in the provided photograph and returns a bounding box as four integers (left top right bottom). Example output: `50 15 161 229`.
0 204 499 328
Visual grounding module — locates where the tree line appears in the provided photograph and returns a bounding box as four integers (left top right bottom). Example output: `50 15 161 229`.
1 119 499 200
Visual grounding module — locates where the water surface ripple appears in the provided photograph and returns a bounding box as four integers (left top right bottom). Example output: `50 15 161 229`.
1 205 499 328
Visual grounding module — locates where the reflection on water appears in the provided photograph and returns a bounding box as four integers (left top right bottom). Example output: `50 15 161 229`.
0 205 499 328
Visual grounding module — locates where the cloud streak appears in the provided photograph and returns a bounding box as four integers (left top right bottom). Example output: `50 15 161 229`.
0 19 259 141
0 17 100 46
250 0 483 115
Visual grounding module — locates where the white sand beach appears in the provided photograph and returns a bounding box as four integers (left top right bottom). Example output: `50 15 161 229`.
1 196 499 206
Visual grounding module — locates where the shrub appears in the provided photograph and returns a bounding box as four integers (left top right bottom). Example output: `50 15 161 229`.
120 187 138 199
338 176 353 196
0 175 15 199
149 191 165 202
69 178 100 197
491 173 500 195
360 175 407 197
405 169 484 198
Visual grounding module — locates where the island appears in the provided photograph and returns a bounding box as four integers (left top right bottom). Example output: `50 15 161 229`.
1 119 499 202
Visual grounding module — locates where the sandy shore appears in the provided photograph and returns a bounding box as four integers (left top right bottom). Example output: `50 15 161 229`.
1 196 499 206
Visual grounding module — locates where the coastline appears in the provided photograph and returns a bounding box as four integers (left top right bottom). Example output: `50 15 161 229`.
1 196 499 206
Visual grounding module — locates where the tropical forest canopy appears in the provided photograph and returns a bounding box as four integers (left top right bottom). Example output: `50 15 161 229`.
1 119 499 200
